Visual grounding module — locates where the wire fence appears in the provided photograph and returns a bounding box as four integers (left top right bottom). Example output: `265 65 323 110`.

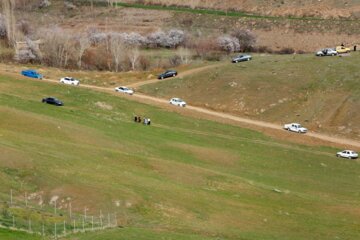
0 190 123 238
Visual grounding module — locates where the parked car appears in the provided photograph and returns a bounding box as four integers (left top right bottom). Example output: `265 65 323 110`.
115 86 134 95
283 123 308 133
42 97 63 106
336 46 351 54
60 77 80 86
232 54 252 63
336 150 358 159
169 98 186 107
21 69 43 79
158 70 177 79
315 48 338 57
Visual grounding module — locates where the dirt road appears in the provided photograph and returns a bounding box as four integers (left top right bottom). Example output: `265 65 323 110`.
3 68 360 149
127 63 226 88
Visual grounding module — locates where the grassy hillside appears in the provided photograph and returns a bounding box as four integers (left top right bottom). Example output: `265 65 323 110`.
1 73 360 239
139 52 360 140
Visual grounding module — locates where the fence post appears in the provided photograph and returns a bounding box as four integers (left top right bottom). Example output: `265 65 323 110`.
100 210 103 229
64 220 66 236
54 222 57 239
28 219 31 232
73 219 76 233
10 189 13 206
54 200 57 215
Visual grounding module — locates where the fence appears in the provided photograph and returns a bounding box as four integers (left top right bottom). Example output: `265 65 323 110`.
0 190 124 238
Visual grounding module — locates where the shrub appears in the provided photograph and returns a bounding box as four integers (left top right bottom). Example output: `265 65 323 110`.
192 38 219 59
204 52 222 61
146 29 185 48
139 55 150 70
17 20 32 36
276 47 295 54
0 15 6 39
169 55 182 66
231 29 256 52
217 36 240 53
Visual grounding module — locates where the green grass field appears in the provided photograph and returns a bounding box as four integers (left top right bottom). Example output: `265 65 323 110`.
0 73 360 239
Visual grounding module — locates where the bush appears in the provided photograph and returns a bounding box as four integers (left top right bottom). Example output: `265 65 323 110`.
276 47 295 54
193 38 219 58
146 29 185 48
231 29 256 52
17 20 32 36
217 36 240 53
139 55 150 70
169 55 181 67
0 15 6 39
204 52 222 61
255 45 273 54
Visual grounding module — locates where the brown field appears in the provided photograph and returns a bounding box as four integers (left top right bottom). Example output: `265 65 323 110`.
123 0 360 19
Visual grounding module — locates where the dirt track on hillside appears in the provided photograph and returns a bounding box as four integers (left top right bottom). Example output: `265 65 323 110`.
127 63 226 88
3 68 360 150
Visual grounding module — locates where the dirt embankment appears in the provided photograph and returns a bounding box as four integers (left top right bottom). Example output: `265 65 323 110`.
123 0 360 19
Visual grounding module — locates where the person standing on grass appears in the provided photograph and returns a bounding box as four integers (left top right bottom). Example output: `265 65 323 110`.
354 45 357 51
147 118 151 125
143 118 148 125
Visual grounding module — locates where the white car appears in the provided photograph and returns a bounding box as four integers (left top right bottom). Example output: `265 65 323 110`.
60 77 80 86
283 123 308 133
336 150 358 159
315 48 338 57
169 98 186 107
115 86 134 95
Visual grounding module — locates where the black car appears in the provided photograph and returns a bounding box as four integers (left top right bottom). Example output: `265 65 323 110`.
42 97 63 106
158 70 178 79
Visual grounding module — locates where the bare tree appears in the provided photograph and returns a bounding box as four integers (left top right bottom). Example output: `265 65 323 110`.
127 47 140 71
40 28 74 68
2 0 16 46
177 47 191 64
110 36 126 72
75 34 90 68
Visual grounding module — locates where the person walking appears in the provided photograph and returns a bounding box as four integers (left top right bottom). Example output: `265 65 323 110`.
147 118 151 125
354 45 357 52
134 116 138 122
143 118 148 125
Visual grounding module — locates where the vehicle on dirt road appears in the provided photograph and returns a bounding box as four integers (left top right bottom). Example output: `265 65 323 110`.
115 86 134 95
60 77 80 86
232 54 252 63
315 48 338 57
336 150 358 159
336 46 351 54
21 69 43 79
169 98 186 107
283 123 308 133
158 70 177 79
42 97 63 106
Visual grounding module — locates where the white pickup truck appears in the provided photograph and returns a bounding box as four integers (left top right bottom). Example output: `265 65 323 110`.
283 123 308 133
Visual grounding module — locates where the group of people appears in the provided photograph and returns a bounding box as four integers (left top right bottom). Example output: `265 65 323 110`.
134 115 151 125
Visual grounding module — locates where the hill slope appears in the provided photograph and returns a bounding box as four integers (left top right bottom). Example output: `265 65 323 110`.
139 52 360 140
1 73 360 239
